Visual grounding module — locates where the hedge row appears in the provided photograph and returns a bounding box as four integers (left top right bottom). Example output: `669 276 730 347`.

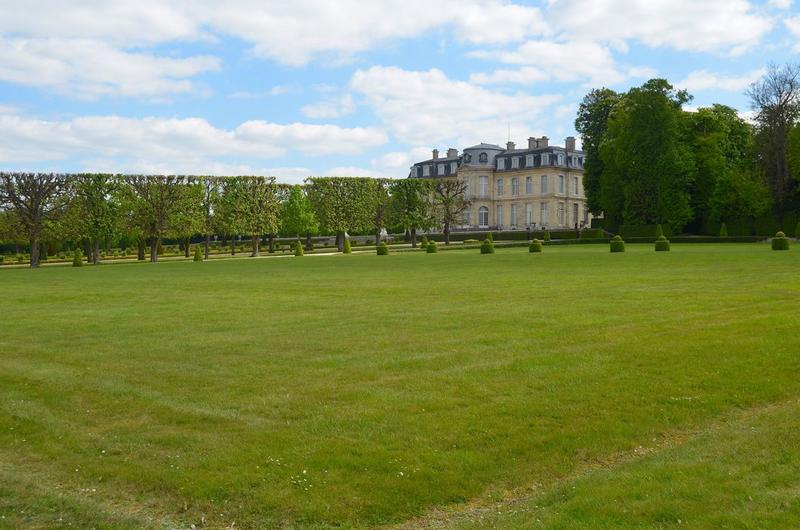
422 228 604 243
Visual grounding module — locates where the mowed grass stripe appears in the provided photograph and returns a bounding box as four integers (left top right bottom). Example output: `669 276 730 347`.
0 244 798 528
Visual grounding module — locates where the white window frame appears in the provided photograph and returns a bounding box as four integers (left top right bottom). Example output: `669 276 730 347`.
497 158 505 170
541 175 548 194
479 176 488 197
451 162 458 173
511 157 519 169
558 175 565 194
478 206 489 228
540 202 548 225
422 165 430 177
526 203 533 226
572 176 579 195
525 176 533 194
510 204 518 227
496 204 504 227
558 153 565 166
438 164 445 176
526 154 534 167
541 153 549 166
497 178 504 196
511 177 519 196
558 202 565 224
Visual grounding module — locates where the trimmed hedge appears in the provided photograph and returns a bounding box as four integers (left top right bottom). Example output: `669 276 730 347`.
529 239 543 253
376 242 388 255
610 234 625 253
343 239 352 254
193 246 203 261
772 231 790 251
544 231 551 242
426 241 437 253
654 235 670 252
295 241 304 256
480 239 494 254
72 249 83 267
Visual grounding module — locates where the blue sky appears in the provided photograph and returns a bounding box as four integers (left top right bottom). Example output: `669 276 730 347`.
0 0 798 183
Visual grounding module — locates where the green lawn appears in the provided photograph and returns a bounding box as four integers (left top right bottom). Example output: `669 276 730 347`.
1 244 798 529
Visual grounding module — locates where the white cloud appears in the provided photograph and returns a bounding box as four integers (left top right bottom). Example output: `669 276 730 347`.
228 85 290 99
0 113 387 173
301 94 356 119
769 0 792 8
350 66 561 147
549 0 772 56
677 68 766 92
786 17 800 51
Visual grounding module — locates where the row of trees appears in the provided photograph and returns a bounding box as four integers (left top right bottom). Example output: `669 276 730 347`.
0 174 471 268
577 64 800 232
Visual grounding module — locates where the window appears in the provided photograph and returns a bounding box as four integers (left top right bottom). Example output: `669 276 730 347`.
511 157 519 169
511 177 519 196
510 204 518 227
541 153 549 166
422 165 430 177
497 178 504 196
583 207 589 225
572 156 578 167
526 154 534 167
451 162 457 174
479 176 488 197
464 153 472 163
540 202 548 225
437 164 445 176
572 176 579 195
541 175 548 193
526 203 533 225
525 176 533 194
497 158 505 170
573 203 579 227
558 153 564 166
478 206 489 228
496 204 504 227
479 152 488 163
558 175 565 194
558 202 565 225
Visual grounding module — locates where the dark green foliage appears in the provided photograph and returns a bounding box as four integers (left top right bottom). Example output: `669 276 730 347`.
294 241 304 256
655 235 671 252
544 231 551 242
72 249 83 267
420 235 428 248
193 246 203 261
376 242 388 255
719 223 728 237
529 239 543 253
426 241 437 253
656 224 664 238
772 232 790 250
343 239 352 254
486 232 493 241
795 221 800 238
610 234 625 253
480 239 494 254
620 224 673 238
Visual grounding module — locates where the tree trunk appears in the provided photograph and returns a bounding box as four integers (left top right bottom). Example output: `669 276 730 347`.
251 235 260 257
411 228 417 248
93 239 101 265
444 222 451 245
184 238 190 258
268 234 275 253
375 230 380 245
204 234 210 260
336 231 344 252
231 237 236 255
29 236 40 268
150 237 159 263
137 238 145 261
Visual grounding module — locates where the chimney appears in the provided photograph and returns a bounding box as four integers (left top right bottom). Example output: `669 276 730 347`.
447 148 458 158
539 136 549 148
432 149 439 159
506 141 515 151
528 137 537 149
565 136 576 151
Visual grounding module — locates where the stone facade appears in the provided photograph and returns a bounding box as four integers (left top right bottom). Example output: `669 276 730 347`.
409 136 591 230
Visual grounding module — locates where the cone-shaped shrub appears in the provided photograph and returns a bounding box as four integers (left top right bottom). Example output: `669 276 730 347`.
543 231 551 242
480 238 494 254
426 241 437 253
772 231 790 250
294 241 304 256
529 239 543 253
719 223 728 237
654 235 670 252
72 249 83 267
486 232 494 242
193 246 203 261
420 235 429 249
376 242 388 255
656 224 664 238
610 234 625 253
343 239 352 254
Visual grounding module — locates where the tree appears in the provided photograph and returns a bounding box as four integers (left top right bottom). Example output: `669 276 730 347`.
0 209 24 255
432 179 470 245
199 177 219 259
63 174 121 265
709 167 771 222
747 63 800 210
280 185 318 249
234 176 280 257
306 177 376 251
214 178 242 255
169 179 204 258
575 88 620 215
389 178 433 247
0 173 69 268
370 179 392 245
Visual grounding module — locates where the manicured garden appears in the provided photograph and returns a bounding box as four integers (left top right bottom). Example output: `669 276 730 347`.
1 243 799 528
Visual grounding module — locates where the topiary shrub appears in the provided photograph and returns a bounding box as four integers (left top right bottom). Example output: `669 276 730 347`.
719 222 728 237
529 239 543 253
294 241 304 256
376 242 388 255
426 241 437 253
543 231 551 242
610 234 625 253
656 224 664 238
654 235 670 252
420 235 429 248
343 239 352 254
194 246 203 261
772 231 790 251
486 232 494 242
72 249 83 267
480 238 494 254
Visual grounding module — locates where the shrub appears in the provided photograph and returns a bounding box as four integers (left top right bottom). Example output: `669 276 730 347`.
294 241 304 256
529 239 543 253
543 231 551 242
376 242 388 255
654 235 670 252
343 239 352 254
772 231 790 251
16 255 23 263
194 246 203 261
719 223 728 237
420 235 429 248
426 241 437 253
72 249 83 267
656 224 664 238
0 255 4 264
610 234 625 253
487 232 494 242
480 238 495 254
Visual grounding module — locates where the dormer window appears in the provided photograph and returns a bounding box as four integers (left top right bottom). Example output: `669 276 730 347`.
558 153 565 166
479 152 488 163
438 164 445 176
526 154 534 167
464 153 472 163
422 165 430 177
450 162 457 173
511 157 519 169
497 158 505 170
541 153 550 165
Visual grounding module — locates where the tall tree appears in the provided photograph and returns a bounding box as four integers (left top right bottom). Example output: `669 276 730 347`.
432 179 470 245
230 176 280 257
169 178 204 258
0 173 69 268
280 185 319 249
370 179 392 245
306 177 376 251
199 177 219 259
575 88 620 215
64 174 121 264
747 63 800 210
389 178 433 247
